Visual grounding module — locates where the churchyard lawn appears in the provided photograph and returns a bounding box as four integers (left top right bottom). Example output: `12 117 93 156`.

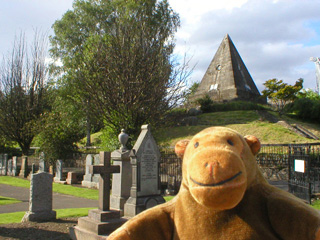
0 207 95 225
0 196 21 205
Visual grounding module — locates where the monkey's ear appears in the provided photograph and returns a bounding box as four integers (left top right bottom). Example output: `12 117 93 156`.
244 135 261 155
175 139 190 159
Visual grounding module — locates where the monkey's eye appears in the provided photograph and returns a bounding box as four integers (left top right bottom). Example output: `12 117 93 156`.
194 142 199 148
227 139 234 146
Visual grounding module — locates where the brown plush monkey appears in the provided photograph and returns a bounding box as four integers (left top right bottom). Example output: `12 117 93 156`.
109 127 320 240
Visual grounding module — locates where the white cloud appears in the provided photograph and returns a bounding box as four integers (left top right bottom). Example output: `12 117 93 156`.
170 0 320 91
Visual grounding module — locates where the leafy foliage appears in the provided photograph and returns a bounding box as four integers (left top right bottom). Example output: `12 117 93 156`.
50 0 188 138
285 89 320 122
34 90 86 164
262 78 303 114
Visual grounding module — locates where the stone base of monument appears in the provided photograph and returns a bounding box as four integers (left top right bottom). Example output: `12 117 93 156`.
69 209 127 240
110 196 127 216
124 195 165 217
53 177 67 184
21 210 56 222
81 180 99 189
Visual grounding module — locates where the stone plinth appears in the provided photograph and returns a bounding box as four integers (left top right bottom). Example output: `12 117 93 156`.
110 150 131 216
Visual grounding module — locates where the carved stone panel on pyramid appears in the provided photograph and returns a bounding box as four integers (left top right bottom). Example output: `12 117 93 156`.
192 34 265 103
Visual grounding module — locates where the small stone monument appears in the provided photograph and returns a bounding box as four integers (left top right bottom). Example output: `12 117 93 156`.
7 159 12 176
124 124 165 218
19 156 28 178
70 152 127 240
110 129 132 215
2 154 8 175
12 156 17 176
66 172 78 185
54 160 66 184
22 172 56 222
38 152 47 173
0 154 3 175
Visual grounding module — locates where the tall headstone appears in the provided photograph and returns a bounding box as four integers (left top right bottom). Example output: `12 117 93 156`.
124 125 165 218
12 156 17 176
82 154 94 187
19 156 28 178
70 152 127 240
54 160 66 183
2 154 8 175
7 159 12 176
110 129 132 215
38 152 47 173
22 172 56 222
0 154 3 175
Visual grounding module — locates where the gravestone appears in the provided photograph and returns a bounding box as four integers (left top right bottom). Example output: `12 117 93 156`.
66 172 78 185
7 159 12 176
2 154 8 175
0 154 3 175
54 160 66 184
110 129 132 216
70 152 127 240
22 172 56 222
19 156 28 178
38 152 47 173
82 154 100 189
124 125 165 218
12 156 17 176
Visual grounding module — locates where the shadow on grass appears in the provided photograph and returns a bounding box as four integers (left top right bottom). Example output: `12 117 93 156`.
0 219 78 240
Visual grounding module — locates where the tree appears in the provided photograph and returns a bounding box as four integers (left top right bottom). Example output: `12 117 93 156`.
34 89 86 163
0 32 50 155
262 78 303 114
50 0 189 137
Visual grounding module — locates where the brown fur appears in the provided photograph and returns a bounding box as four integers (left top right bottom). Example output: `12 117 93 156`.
109 127 320 240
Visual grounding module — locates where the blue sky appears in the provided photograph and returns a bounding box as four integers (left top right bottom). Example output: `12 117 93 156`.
1 0 320 92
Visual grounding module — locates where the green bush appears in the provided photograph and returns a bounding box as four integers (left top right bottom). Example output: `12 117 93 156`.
286 98 320 122
196 95 266 113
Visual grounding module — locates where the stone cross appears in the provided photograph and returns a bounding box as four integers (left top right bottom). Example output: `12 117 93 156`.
90 152 120 211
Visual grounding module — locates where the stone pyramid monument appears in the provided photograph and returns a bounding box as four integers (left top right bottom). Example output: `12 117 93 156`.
192 34 265 103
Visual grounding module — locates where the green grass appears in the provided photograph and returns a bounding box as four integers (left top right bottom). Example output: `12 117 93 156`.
0 176 99 200
52 183 98 200
0 208 95 225
312 200 320 210
0 196 21 205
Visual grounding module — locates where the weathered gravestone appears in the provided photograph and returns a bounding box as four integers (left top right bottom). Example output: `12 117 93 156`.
21 172 56 222
110 129 132 216
66 172 78 185
70 152 127 240
7 159 12 176
12 156 17 176
2 154 8 175
19 156 28 178
54 159 66 184
124 124 165 218
82 154 100 189
0 154 3 175
38 152 47 173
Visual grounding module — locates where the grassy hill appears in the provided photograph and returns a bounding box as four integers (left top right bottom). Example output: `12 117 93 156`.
152 110 320 148
84 110 320 149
